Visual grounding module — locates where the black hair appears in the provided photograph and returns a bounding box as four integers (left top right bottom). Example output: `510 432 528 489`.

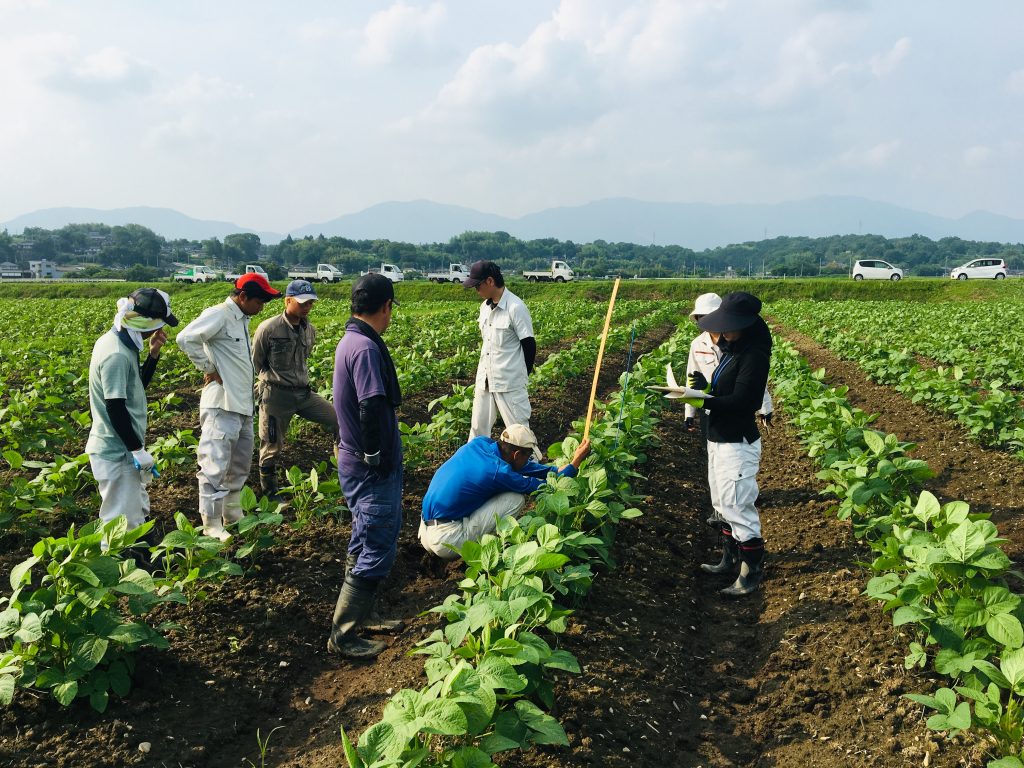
487 262 505 288
351 292 391 315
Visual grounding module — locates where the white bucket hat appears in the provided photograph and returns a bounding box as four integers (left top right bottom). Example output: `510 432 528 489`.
500 424 543 461
689 292 722 321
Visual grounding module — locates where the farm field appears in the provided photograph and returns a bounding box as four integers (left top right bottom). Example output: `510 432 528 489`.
0 278 1022 767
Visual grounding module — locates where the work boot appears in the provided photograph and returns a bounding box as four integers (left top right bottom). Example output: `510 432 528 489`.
343 556 403 633
259 465 284 504
223 490 244 525
125 526 162 570
700 523 740 575
200 495 231 543
327 574 388 659
721 538 766 597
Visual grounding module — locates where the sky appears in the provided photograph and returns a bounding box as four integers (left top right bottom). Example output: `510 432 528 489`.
1 0 1022 232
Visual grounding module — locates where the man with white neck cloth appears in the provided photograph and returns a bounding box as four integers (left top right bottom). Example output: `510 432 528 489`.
86 288 178 532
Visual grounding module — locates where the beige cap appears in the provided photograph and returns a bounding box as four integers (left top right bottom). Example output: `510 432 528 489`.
689 292 722 321
500 424 543 461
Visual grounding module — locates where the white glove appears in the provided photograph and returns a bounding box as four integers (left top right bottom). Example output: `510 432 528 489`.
131 449 155 472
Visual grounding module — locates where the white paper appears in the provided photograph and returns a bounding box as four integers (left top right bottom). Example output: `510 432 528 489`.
645 363 714 400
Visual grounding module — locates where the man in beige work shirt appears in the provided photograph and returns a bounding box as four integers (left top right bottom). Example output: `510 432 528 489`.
252 279 339 500
176 273 281 540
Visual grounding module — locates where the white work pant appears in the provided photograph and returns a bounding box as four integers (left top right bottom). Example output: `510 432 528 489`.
197 408 254 522
419 492 526 560
706 438 762 542
89 454 150 529
469 385 531 441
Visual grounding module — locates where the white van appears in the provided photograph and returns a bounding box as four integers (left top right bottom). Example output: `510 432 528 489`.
950 258 1007 280
852 260 903 281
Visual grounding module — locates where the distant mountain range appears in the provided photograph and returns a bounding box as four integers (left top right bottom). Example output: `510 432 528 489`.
5 196 1024 250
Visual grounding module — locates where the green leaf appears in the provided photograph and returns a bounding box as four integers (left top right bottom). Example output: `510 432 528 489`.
515 699 569 745
989 757 1024 768
987 613 1024 649
340 725 363 768
62 563 101 587
70 636 109 673
862 429 886 454
893 605 931 627
14 612 42 644
0 673 15 706
107 660 131 697
358 721 403 762
944 522 987 563
545 649 580 673
418 698 469 736
0 608 20 638
477 654 527 693
53 680 79 706
952 597 987 628
89 689 109 713
9 556 39 590
912 491 941 523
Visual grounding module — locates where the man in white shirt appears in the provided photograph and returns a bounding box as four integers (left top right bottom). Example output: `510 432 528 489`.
462 260 536 441
176 273 282 540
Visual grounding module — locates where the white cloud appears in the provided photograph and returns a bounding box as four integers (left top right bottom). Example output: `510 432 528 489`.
358 1 447 66
834 140 901 170
964 145 993 168
46 46 155 99
163 74 247 105
870 36 911 76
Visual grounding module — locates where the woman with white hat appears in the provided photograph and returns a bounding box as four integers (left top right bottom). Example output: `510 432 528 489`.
688 292 772 597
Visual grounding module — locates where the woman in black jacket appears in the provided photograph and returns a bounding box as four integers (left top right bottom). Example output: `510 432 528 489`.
691 292 772 596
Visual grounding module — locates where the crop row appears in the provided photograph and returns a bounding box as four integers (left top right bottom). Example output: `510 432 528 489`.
771 341 1024 768
770 300 1024 457
341 324 689 768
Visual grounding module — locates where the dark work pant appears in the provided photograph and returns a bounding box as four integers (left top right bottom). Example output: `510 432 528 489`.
337 455 404 581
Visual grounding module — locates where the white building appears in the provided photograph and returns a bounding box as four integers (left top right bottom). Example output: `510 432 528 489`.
28 259 61 279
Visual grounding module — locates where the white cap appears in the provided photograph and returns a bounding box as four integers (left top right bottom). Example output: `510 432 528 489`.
500 424 543 461
689 292 722 321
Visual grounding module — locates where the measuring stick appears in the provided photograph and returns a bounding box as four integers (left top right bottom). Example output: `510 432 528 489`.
583 277 621 442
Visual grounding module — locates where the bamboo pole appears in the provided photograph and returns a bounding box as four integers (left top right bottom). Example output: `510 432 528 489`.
583 278 621 442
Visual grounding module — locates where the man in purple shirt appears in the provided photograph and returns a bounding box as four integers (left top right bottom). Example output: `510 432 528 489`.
419 424 591 560
328 274 403 659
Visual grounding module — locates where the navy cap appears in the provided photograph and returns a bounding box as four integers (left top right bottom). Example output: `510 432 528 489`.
285 279 318 303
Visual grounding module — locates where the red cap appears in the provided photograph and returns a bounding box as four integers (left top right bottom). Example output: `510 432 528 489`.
235 273 282 299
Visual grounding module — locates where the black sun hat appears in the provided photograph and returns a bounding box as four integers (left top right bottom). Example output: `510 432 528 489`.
697 291 762 333
129 288 179 327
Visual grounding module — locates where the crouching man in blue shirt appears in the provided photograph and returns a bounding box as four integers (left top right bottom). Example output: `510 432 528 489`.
420 424 591 560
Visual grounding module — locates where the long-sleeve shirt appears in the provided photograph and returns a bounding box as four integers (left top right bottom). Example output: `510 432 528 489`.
422 437 578 521
702 320 773 443
252 313 316 389
475 288 534 393
685 331 772 420
176 297 255 416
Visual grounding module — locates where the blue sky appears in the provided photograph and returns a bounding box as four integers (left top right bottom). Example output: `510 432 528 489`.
2 0 1022 231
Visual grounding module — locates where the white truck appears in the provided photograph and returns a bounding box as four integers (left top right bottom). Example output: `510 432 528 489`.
360 263 404 282
224 264 270 282
523 260 575 282
287 263 344 283
426 263 470 283
173 266 219 283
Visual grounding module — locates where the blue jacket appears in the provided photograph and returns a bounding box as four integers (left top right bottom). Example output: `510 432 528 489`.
422 437 578 522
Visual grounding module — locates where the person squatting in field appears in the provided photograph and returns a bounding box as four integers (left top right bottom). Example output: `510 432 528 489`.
419 424 592 560
684 292 773 530
251 279 339 502
463 260 537 441
328 274 405 659
687 291 772 597
176 273 282 541
86 288 178 541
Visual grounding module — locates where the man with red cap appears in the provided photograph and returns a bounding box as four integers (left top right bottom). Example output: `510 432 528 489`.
177 273 281 540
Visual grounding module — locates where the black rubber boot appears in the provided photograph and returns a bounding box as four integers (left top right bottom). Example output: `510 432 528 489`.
345 555 404 633
327 574 388 659
700 523 740 575
258 465 284 504
721 538 766 597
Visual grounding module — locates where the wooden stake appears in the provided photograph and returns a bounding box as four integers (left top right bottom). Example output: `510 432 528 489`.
583 278 621 442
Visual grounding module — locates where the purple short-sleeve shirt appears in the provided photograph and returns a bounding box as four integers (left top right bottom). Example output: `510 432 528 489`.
332 326 401 467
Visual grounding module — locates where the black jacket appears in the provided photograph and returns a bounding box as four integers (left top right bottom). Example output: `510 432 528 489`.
702 318 772 443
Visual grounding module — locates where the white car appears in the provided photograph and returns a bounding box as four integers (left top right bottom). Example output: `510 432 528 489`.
852 259 903 281
950 258 1007 280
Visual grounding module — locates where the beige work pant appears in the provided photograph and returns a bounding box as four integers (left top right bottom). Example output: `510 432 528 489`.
468 385 531 441
197 408 254 522
418 491 526 560
258 385 339 470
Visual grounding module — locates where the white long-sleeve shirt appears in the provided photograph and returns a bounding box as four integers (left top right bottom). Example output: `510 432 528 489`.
176 297 255 416
685 332 772 419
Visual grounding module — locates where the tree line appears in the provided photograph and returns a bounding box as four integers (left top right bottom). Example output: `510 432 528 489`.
2 224 1022 279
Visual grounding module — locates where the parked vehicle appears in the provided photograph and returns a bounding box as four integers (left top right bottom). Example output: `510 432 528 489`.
224 264 270 282
426 264 470 283
173 266 219 283
287 264 344 283
360 263 404 283
523 261 575 283
950 258 1007 280
851 259 903 281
